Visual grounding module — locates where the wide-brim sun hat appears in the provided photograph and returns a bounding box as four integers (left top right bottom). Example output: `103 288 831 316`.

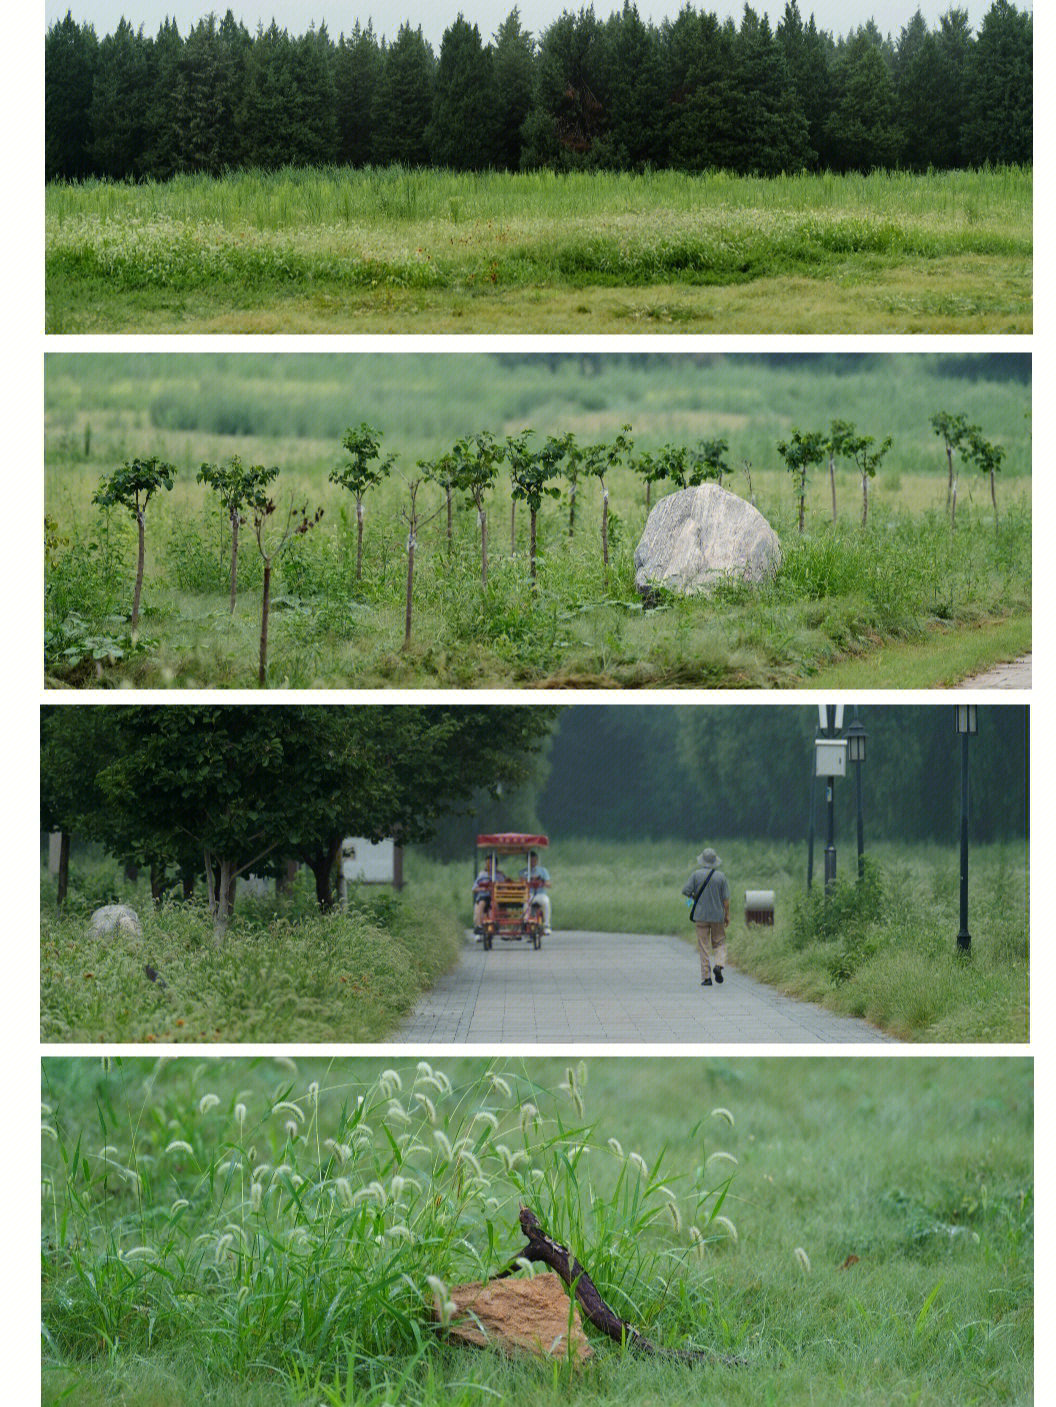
696 848 721 867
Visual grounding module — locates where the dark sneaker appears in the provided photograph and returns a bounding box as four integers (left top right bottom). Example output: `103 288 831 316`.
701 978 713 987
714 966 724 984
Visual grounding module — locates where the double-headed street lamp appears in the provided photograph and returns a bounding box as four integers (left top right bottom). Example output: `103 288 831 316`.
954 704 978 952
808 705 867 894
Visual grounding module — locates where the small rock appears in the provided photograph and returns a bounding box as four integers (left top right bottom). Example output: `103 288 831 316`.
442 1274 593 1364
634 483 781 599
88 904 142 940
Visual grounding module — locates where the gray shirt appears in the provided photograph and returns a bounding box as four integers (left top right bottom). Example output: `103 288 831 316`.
682 867 730 924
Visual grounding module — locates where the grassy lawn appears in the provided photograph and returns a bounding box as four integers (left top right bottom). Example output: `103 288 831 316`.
802 613 1032 688
45 166 1032 334
40 862 463 1043
41 1055 1033 1406
44 354 1030 690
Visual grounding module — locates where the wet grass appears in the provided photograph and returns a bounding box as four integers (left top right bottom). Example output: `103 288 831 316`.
45 165 1032 334
42 1055 1033 1406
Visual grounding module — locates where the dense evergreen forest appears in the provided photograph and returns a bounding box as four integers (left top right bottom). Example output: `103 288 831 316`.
46 2 1032 182
440 706 1028 855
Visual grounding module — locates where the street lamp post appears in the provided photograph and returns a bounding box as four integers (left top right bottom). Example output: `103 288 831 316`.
954 704 977 952
846 714 867 880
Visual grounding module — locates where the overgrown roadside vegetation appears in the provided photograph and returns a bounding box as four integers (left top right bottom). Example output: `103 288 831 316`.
40 861 463 1043
44 353 1031 690
412 838 1028 1042
41 1055 1033 1407
45 166 1032 334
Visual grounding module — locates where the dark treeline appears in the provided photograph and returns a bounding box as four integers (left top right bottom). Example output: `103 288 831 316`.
535 705 1027 846
46 2 1032 183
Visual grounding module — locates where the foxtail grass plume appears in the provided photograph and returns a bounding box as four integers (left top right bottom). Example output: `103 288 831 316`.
711 1107 736 1128
793 1246 812 1273
713 1215 739 1243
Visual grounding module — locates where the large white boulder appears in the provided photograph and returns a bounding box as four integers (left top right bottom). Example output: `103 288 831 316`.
634 483 782 599
88 904 143 940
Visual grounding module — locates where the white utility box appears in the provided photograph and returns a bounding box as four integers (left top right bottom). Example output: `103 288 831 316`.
815 738 848 777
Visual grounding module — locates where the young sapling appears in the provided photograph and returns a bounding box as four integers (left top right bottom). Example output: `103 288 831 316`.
329 423 395 581
824 419 858 521
930 411 972 524
688 436 730 487
776 429 826 533
846 432 893 527
197 455 278 612
583 425 633 569
400 476 442 648
91 455 176 637
452 431 504 586
966 428 1005 529
506 431 565 582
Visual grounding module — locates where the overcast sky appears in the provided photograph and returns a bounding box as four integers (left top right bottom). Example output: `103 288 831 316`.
46 1 1030 50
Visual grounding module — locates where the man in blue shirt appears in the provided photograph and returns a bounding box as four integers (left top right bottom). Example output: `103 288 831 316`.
520 850 552 934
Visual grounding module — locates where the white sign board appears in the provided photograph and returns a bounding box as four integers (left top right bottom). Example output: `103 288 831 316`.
341 837 396 883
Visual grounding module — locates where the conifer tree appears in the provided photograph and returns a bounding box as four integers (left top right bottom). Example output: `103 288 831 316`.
46 14 98 180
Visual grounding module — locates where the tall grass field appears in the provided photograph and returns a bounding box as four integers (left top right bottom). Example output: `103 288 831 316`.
41 1055 1033 1407
42 837 1026 1043
44 354 1031 690
45 165 1032 333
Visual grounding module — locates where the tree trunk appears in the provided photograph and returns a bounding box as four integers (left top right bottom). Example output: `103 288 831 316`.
568 484 576 537
446 486 452 548
150 862 165 905
951 475 958 528
829 455 837 520
511 499 516 555
645 481 651 510
403 532 416 649
258 560 271 686
798 478 805 534
304 839 342 912
946 444 954 510
356 497 364 580
861 475 868 528
132 509 145 636
182 873 195 900
56 832 70 908
479 505 488 586
990 469 998 529
229 507 239 613
205 853 235 943
529 509 538 582
601 485 609 567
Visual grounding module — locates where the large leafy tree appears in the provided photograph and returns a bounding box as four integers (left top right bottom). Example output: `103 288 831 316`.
45 13 98 180
44 706 559 930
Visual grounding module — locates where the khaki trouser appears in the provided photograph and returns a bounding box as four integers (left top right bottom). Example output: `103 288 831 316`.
694 922 727 981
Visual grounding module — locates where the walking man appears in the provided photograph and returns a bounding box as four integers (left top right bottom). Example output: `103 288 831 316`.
682 847 730 988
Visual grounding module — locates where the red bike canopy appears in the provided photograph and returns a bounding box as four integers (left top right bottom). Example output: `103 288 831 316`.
476 833 549 850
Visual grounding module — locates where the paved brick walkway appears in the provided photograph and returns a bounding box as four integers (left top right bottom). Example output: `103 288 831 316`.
957 654 1031 688
398 930 896 1044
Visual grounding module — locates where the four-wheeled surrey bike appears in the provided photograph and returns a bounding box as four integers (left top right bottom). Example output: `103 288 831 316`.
472 832 549 951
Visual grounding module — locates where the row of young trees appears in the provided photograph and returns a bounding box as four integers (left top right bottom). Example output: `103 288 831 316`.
40 705 557 933
46 2 1032 182
83 410 1010 672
